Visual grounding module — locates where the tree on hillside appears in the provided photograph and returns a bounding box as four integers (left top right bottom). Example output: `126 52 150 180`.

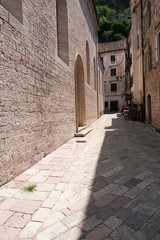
95 0 131 43
95 0 130 12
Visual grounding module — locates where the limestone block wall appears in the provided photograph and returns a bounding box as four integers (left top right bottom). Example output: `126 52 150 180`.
0 0 104 185
131 3 143 105
144 1 160 130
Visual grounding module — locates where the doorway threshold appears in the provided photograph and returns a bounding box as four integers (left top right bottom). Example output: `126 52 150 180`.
75 126 93 137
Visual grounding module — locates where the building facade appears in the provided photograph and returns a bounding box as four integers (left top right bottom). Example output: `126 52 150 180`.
127 0 160 129
0 0 104 185
125 0 144 121
99 40 127 112
143 0 160 130
130 0 144 107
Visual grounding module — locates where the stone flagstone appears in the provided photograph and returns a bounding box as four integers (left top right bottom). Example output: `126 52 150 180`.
19 221 42 238
36 222 66 240
10 199 42 214
0 114 159 240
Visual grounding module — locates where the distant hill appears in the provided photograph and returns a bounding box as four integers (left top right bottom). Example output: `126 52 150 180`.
94 0 131 43
95 0 130 12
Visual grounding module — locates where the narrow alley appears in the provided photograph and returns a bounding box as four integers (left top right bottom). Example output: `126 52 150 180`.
0 114 160 240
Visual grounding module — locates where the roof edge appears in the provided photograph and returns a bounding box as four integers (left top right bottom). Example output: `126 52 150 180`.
90 0 99 31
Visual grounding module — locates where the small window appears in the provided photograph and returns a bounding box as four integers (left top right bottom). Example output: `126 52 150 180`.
0 0 23 23
111 55 115 62
145 45 152 73
94 57 97 91
111 68 116 76
56 0 69 65
145 51 148 74
130 76 133 88
111 83 117 92
157 32 160 61
86 41 90 85
148 1 151 27
137 35 139 49
105 101 108 108
148 46 152 71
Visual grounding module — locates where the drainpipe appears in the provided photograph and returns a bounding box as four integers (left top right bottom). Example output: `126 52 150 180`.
141 0 145 122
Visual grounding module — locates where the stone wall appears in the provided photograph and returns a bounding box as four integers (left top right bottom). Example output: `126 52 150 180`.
0 0 104 185
131 2 143 105
143 0 160 130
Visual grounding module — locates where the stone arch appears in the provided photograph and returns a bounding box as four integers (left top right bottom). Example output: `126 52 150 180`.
75 55 86 131
147 94 152 124
56 0 69 64
86 41 90 85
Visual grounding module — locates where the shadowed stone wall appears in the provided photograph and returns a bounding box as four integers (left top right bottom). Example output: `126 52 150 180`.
143 0 160 130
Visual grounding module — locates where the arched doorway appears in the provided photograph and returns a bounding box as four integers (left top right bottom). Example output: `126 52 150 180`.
75 55 86 132
147 94 152 124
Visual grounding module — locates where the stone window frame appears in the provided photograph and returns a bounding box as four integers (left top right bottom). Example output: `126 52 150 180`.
148 46 152 71
98 70 101 96
137 34 140 49
0 0 23 24
105 101 108 108
56 0 69 65
111 83 117 92
93 57 97 91
110 55 115 63
130 75 133 88
156 0 160 7
144 45 152 74
86 41 91 85
156 31 160 62
143 1 151 37
0 3 28 37
110 68 117 77
147 1 151 27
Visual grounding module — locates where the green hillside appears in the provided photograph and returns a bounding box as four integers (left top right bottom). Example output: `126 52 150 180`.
94 0 131 43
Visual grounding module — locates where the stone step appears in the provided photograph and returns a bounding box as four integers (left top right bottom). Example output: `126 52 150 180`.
75 127 93 137
77 125 87 133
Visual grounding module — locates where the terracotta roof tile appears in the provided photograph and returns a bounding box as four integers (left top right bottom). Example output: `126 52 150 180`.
98 39 127 53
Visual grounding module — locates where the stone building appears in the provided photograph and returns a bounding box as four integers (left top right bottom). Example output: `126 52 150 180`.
130 0 144 109
125 0 144 121
127 0 160 129
126 28 132 103
99 40 127 112
0 0 104 185
143 0 160 130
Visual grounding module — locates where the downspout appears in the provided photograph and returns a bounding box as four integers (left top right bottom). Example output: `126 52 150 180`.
141 0 145 121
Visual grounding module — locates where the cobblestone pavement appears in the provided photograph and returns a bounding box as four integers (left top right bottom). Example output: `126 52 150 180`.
0 113 160 240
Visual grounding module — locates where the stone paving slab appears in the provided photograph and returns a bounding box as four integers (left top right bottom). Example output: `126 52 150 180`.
0 113 160 240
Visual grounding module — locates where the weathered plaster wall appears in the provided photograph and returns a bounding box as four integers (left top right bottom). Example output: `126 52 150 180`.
101 50 126 111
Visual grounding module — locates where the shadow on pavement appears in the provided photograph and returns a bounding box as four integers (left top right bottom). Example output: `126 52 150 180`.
77 113 160 240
